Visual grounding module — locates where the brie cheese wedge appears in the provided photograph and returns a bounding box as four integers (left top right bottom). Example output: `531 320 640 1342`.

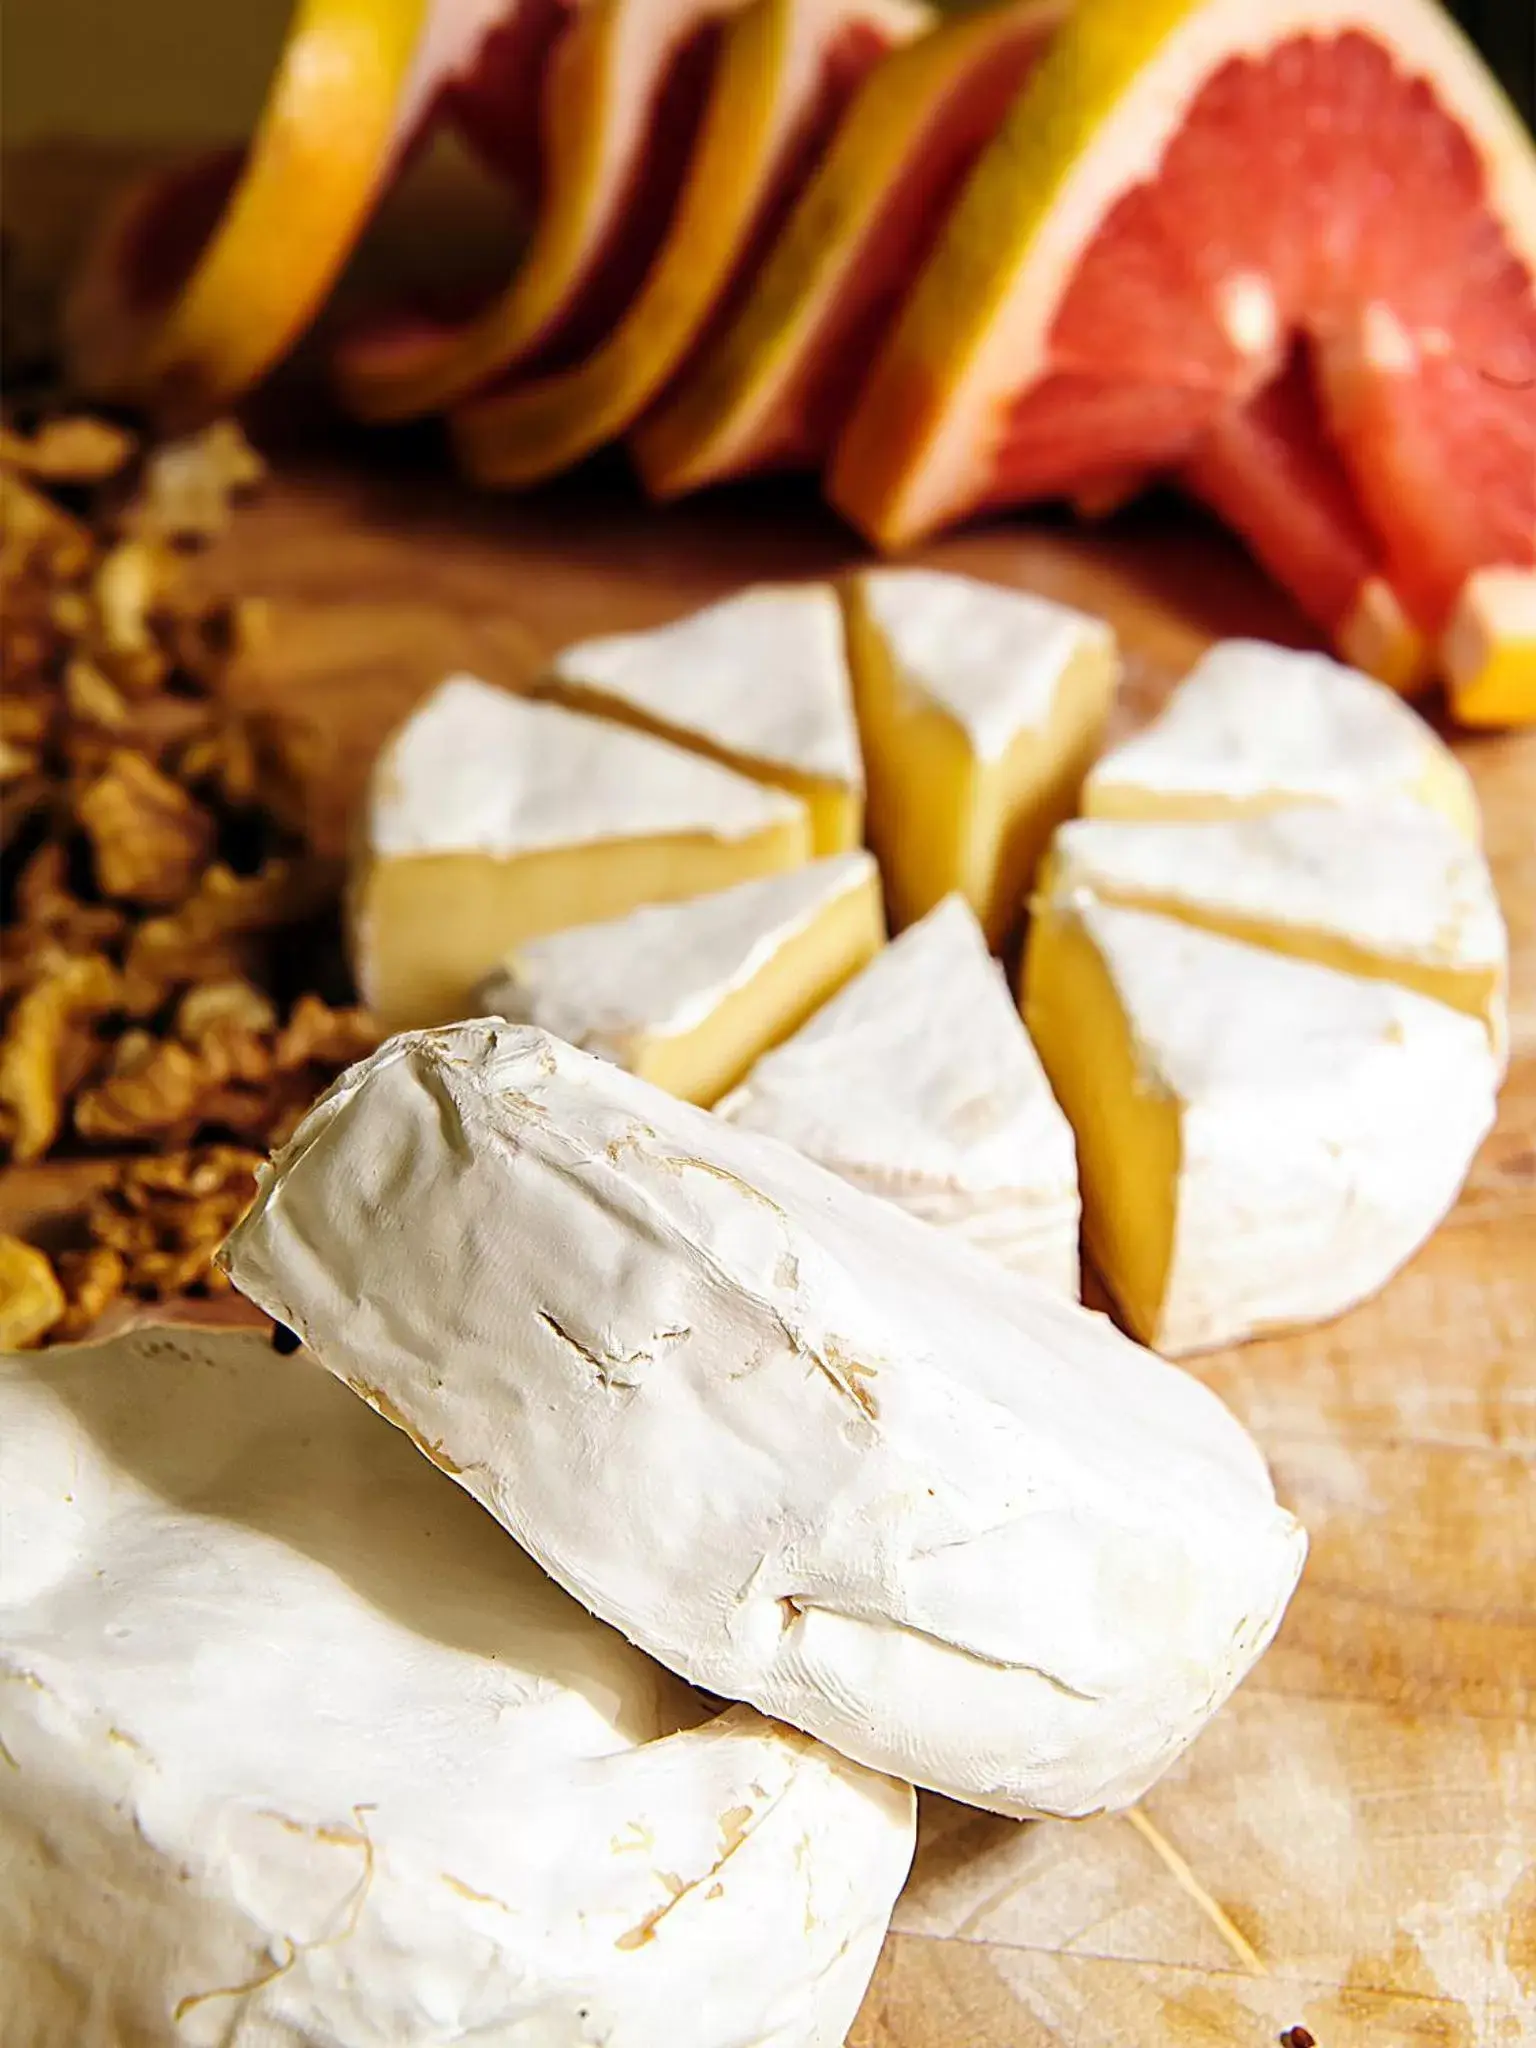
845 568 1119 939
350 675 812 1034
1083 639 1479 839
1022 896 1499 1357
223 1021 1306 1821
543 585 864 855
719 895 1079 1294
1043 807 1508 1054
478 852 884 1107
0 1325 914 2047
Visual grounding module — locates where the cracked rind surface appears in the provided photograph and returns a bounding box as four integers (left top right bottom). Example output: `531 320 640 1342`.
718 895 1080 1293
223 1020 1307 1819
0 1324 914 2046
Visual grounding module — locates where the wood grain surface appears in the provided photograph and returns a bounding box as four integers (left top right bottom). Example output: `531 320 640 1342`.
6 433 1534 2048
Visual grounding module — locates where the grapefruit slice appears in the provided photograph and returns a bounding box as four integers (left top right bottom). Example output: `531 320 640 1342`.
828 0 1536 663
1182 347 1428 691
333 0 744 421
450 0 926 485
65 0 545 421
633 0 1060 499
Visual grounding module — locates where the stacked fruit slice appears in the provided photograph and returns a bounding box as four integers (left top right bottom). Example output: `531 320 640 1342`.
66 0 1536 718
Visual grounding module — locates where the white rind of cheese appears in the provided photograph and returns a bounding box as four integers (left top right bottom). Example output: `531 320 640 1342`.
223 1021 1307 1822
0 1325 914 2048
548 585 864 789
1030 898 1500 1357
854 567 1115 760
1083 639 1480 838
365 674 807 860
479 851 879 1071
1045 806 1509 1051
718 895 1080 1294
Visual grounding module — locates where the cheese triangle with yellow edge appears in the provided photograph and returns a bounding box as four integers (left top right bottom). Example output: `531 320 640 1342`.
351 675 812 1034
542 584 863 854
1082 639 1478 839
720 894 1079 1294
1022 894 1498 1357
478 851 883 1106
1044 806 1507 1056
845 567 1119 939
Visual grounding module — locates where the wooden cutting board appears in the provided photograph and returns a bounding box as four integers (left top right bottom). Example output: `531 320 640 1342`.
6 433 1534 2048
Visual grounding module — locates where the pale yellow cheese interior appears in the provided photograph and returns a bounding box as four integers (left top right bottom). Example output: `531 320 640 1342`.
845 585 1117 941
539 677 861 856
1083 766 1479 843
1020 903 1179 1346
626 868 885 1107
1035 855 1502 1035
355 818 812 1033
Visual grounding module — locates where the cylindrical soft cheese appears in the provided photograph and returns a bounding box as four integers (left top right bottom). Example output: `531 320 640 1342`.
0 1325 914 2047
224 1021 1308 1820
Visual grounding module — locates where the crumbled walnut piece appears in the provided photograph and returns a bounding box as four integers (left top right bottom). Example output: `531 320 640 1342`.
76 749 217 906
63 655 133 732
0 415 137 483
122 858 339 1010
125 421 266 545
274 994 378 1073
79 1146 262 1303
175 979 278 1043
74 1036 206 1144
0 1234 66 1348
0 469 94 579
90 539 176 696
0 952 121 1162
52 1246 128 1339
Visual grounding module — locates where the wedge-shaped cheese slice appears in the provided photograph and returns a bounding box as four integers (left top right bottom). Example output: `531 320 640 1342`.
480 851 883 1106
224 1020 1306 1820
845 567 1119 937
719 895 1079 1293
0 1325 914 2047
1022 897 1498 1358
1083 639 1480 840
543 584 863 853
1044 808 1508 1055
351 675 812 1033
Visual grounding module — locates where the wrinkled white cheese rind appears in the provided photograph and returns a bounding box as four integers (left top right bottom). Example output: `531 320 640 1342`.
366 674 806 860
1084 639 1479 835
0 1326 914 2048
479 852 879 1058
719 895 1080 1294
1046 806 1508 1045
548 585 864 787
224 1022 1306 1822
1048 898 1501 1356
853 567 1116 759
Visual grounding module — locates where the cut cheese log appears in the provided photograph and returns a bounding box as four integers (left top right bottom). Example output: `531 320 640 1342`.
719 894 1079 1293
1044 807 1508 1055
543 583 864 853
1022 896 1498 1357
450 0 927 486
844 567 1119 938
350 674 812 1032
223 1019 1306 1819
478 850 884 1105
1082 638 1479 839
0 1325 914 2045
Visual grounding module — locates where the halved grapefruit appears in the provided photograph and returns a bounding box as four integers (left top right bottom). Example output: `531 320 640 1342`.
450 0 927 484
633 0 1060 499
65 0 550 422
333 0 746 421
828 0 1536 696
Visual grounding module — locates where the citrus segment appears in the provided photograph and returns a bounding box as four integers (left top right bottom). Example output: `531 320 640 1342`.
65 0 534 421
634 0 1059 498
451 0 925 485
829 0 1536 666
333 0 743 420
1183 348 1427 692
